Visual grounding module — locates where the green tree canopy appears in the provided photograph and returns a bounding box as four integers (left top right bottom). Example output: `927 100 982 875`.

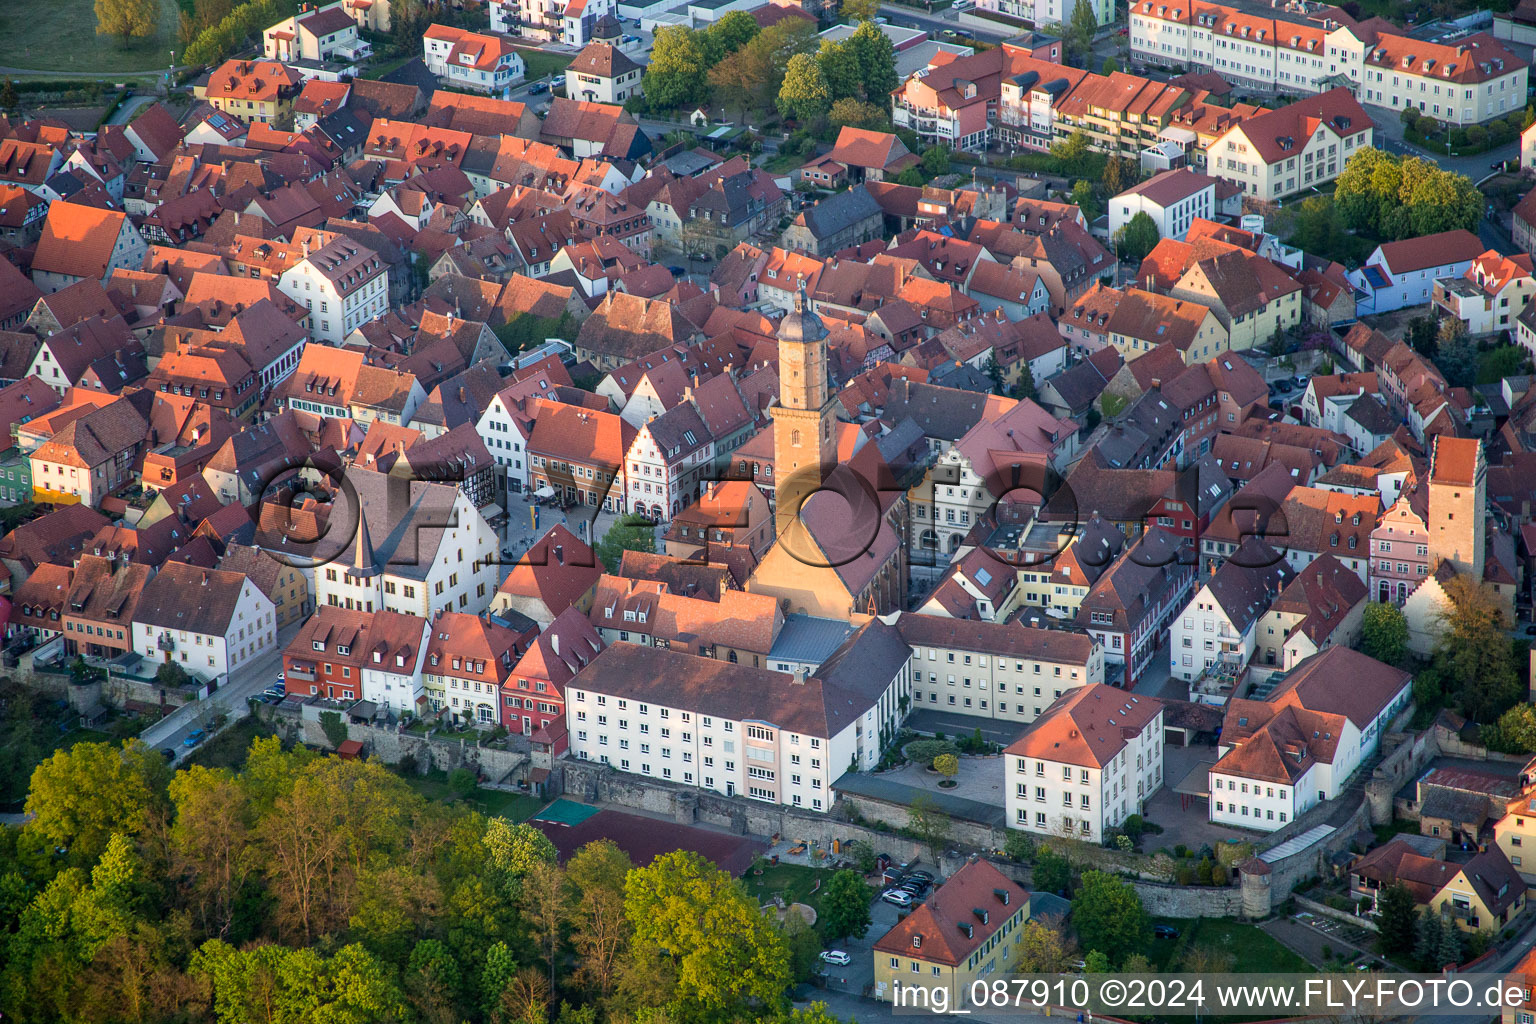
1433 575 1520 722
818 869 872 940
595 513 656 574
1012 916 1078 972
1359 602 1409 666
1114 211 1161 263
624 850 791 1017
644 26 710 110
1334 149 1480 241
817 39 862 103
828 97 890 133
1032 846 1072 896
25 740 170 864
778 52 832 123
1376 883 1418 957
96 0 157 40
906 794 952 863
1071 870 1150 968
704 10 760 62
846 20 898 100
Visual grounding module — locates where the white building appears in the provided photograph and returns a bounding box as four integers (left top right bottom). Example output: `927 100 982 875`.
494 0 616 47
894 611 1104 726
263 2 372 64
276 235 388 345
1109 167 1215 242
1208 646 1411 832
1349 230 1486 316
978 0 1113 30
422 24 526 99
314 470 501 620
566 620 912 811
623 402 714 522
1172 537 1293 688
1004 684 1164 843
1130 2 1529 127
133 563 277 680
564 42 644 105
475 384 535 494
1206 88 1373 202
360 610 431 714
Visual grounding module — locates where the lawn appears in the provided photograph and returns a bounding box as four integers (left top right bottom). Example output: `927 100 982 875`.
185 717 278 771
1148 918 1312 973
748 862 869 918
0 0 184 75
519 49 573 83
400 769 544 821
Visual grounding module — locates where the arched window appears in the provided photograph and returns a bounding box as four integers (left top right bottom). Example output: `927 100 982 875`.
727 650 738 664
791 429 801 447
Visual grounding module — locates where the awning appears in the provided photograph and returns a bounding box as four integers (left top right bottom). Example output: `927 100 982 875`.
535 485 556 499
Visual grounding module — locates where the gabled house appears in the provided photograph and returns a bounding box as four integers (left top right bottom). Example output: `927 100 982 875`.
1171 535 1293 687
134 562 277 680
31 202 148 292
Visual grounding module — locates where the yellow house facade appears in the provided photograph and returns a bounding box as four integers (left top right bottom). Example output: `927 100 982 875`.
873 860 1030 1010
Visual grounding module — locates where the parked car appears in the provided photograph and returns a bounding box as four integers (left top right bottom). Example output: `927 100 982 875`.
819 950 851 966
908 870 934 882
160 748 176 761
528 81 548 94
1153 924 1180 939
1274 379 1294 393
881 889 913 907
941 28 958 37
183 729 206 748
667 265 686 276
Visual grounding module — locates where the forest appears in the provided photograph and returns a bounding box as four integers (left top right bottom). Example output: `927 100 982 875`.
0 736 843 1024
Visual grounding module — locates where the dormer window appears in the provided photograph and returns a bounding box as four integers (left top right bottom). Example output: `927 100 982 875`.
312 640 325 651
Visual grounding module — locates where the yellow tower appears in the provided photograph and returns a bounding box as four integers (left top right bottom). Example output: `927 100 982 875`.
771 277 836 522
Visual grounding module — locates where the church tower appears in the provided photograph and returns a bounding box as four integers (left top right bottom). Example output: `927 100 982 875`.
771 277 836 521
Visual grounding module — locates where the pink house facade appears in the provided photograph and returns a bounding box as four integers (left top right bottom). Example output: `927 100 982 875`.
1369 485 1430 605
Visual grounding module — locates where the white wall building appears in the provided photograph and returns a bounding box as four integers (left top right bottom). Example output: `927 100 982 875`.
1004 684 1164 843
1207 646 1411 832
276 236 388 345
134 564 277 680
1109 167 1215 242
566 621 912 811
359 610 431 714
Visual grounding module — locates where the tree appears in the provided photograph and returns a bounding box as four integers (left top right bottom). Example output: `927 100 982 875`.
896 166 926 187
906 794 952 863
1102 57 1119 74
932 753 959 780
1400 105 1420 127
1071 870 1151 968
1032 846 1072 896
1101 156 1136 197
96 0 157 41
1407 314 1439 358
1083 950 1112 972
846 20 898 100
817 39 862 103
564 840 632 999
1376 883 1418 957
1003 830 1034 863
485 819 558 895
1114 211 1161 263
842 0 881 22
778 53 832 123
1489 703 1536 754
0 80 15 113
521 859 567 993
1288 196 1344 259
1436 324 1478 389
1012 364 1037 402
747 18 820 101
1068 0 1099 63
1436 919 1464 969
828 97 889 133
1413 908 1443 967
624 850 790 1017
594 513 655 573
25 740 170 864
704 10 759 63
406 939 464 1024
1013 916 1078 972
1434 575 1520 722
645 26 709 111
921 145 950 178
1359 602 1409 666
1069 179 1101 222
818 870 872 940
1180 943 1235 974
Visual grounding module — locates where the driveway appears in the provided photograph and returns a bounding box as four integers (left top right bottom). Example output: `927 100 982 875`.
904 708 1027 746
140 620 303 758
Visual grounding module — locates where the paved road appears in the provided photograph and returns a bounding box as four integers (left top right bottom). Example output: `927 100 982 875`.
106 94 157 126
141 621 301 758
878 2 1013 41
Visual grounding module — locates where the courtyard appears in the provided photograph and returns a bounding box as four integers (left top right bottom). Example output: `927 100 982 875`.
1142 741 1261 855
